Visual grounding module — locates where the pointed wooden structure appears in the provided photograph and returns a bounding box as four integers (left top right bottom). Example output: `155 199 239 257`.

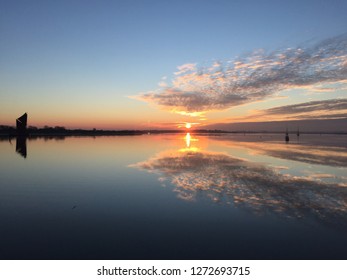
16 113 27 135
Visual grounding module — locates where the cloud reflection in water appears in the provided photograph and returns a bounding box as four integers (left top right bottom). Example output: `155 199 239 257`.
215 137 347 168
131 135 347 226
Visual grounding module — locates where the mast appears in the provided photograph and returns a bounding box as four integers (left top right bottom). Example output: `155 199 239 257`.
285 126 289 142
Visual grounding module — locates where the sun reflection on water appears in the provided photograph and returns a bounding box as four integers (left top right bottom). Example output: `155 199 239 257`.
180 133 200 152
185 133 191 148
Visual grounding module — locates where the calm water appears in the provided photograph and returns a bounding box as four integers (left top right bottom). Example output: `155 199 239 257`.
1 133 347 259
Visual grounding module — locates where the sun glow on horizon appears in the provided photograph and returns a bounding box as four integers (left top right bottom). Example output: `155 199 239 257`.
185 123 191 129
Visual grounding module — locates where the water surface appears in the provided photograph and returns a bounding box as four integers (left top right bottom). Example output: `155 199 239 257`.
0 133 347 259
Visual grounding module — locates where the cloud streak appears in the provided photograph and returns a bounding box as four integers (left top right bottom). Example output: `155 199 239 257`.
265 98 347 115
136 34 347 115
239 98 347 121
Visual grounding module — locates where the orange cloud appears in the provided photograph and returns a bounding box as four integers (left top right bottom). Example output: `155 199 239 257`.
135 34 347 116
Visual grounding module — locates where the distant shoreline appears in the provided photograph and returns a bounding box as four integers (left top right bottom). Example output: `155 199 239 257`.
2 117 347 136
0 128 346 138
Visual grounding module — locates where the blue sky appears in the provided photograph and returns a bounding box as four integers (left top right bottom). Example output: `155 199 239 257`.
1 0 347 128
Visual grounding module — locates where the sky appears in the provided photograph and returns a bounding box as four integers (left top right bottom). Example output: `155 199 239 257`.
1 0 347 129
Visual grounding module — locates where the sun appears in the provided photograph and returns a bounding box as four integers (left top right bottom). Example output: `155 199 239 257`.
185 123 191 129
